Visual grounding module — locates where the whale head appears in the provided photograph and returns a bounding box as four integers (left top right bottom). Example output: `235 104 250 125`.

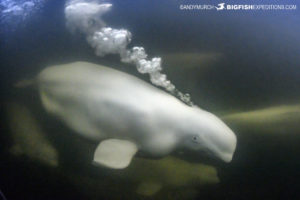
180 107 237 163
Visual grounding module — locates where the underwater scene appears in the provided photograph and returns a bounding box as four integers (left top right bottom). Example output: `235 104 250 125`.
0 0 300 199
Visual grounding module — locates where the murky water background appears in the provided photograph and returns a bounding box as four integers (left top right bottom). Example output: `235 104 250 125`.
1 0 300 199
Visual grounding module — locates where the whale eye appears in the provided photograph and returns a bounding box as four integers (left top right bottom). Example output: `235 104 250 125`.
192 135 200 143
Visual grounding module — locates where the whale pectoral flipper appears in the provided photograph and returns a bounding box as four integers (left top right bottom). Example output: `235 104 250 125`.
93 139 138 169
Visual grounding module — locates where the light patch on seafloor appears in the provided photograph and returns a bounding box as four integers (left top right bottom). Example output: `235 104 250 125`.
66 156 219 198
129 156 219 196
162 52 223 69
222 104 300 134
5 102 58 167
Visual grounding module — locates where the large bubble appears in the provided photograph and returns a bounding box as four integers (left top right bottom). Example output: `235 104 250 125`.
65 0 194 106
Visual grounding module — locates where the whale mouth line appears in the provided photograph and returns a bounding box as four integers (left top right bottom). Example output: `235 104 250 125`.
196 139 235 163
218 151 234 163
172 147 234 165
209 145 235 163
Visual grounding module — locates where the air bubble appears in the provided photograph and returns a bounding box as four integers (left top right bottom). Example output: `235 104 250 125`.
65 0 195 106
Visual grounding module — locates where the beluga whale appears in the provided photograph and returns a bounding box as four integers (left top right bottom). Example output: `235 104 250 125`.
22 61 236 169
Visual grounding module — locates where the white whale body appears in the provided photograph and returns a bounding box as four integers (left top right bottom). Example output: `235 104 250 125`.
34 61 236 169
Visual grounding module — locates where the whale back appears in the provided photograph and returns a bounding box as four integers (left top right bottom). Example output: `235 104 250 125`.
36 62 185 140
